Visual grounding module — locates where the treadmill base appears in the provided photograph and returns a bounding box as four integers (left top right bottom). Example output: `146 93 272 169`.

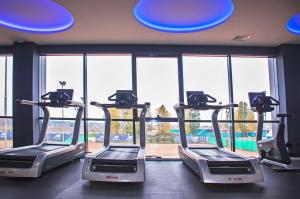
179 145 264 184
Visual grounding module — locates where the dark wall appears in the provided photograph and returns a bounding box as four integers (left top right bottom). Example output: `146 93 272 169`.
277 44 300 156
12 42 40 147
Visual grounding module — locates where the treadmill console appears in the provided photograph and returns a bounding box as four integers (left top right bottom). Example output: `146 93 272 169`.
187 91 216 108
108 90 137 107
248 91 278 112
41 89 74 106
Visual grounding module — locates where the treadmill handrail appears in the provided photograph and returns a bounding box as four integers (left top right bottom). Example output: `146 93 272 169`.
174 103 238 149
174 103 188 148
16 100 50 145
16 99 38 106
90 101 150 148
174 103 237 110
90 101 148 109
16 99 85 108
212 109 223 148
16 99 85 146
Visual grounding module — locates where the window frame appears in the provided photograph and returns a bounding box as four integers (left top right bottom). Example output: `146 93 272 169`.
39 53 278 156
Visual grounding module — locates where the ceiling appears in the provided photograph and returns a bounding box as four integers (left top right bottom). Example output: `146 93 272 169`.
0 0 299 46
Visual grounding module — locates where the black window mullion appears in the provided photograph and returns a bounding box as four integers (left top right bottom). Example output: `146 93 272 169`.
132 54 137 144
4 56 8 116
83 53 89 151
178 54 184 103
227 54 236 152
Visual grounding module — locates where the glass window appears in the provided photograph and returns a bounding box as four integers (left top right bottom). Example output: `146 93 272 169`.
87 55 132 119
44 55 83 118
0 118 13 149
87 121 104 153
232 57 274 157
87 55 132 153
234 121 272 157
136 57 179 158
137 57 179 118
183 55 229 120
0 56 13 149
43 119 84 145
145 121 179 158
232 57 271 120
87 119 136 154
0 56 13 116
185 121 232 150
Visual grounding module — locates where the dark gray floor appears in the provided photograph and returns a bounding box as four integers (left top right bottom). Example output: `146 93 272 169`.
0 159 300 199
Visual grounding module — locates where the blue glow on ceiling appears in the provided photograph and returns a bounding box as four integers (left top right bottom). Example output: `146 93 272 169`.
0 0 74 33
287 13 300 35
134 0 234 33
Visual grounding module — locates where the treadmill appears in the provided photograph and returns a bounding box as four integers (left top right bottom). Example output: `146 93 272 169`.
174 91 264 184
0 89 85 178
82 90 150 182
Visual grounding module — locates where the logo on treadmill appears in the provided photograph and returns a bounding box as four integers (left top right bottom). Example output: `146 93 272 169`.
106 176 120 179
228 177 242 181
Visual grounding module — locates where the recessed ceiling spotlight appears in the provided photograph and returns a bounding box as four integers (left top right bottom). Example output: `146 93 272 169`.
232 35 251 41
0 0 74 34
287 13 300 35
133 0 235 33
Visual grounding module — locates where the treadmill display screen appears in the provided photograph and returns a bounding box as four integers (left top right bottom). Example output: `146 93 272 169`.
57 89 74 100
248 92 266 108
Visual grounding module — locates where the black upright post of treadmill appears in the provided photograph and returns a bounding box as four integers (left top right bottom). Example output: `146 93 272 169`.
90 90 150 148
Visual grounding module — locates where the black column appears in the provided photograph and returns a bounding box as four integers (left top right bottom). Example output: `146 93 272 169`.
277 44 300 156
13 42 40 147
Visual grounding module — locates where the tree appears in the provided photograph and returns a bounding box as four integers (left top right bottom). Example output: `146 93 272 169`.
247 111 256 132
234 101 256 133
235 102 248 132
185 109 201 135
220 109 231 130
145 110 154 132
110 108 121 134
123 109 133 135
155 105 171 136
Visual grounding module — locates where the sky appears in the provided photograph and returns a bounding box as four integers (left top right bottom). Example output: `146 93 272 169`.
1 55 272 120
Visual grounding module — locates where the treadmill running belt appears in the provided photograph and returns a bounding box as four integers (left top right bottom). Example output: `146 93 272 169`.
0 148 46 158
0 144 69 163
39 144 68 151
96 147 139 160
92 147 140 172
190 148 243 161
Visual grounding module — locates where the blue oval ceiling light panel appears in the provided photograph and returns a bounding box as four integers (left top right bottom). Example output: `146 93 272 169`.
287 13 300 35
134 0 234 33
0 0 74 33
